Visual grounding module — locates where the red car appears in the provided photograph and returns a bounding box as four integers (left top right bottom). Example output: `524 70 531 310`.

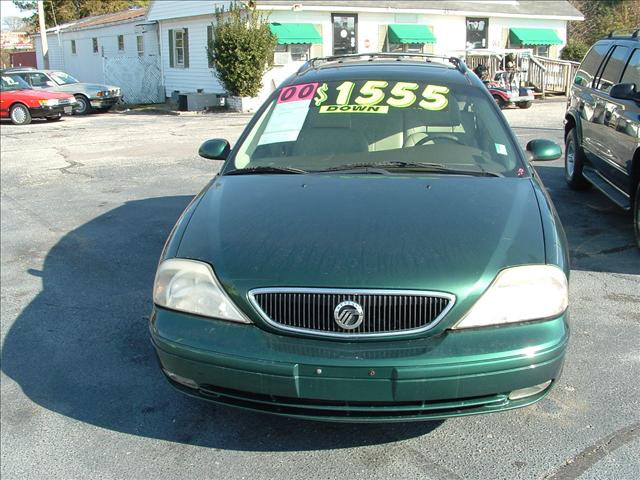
0 72 77 125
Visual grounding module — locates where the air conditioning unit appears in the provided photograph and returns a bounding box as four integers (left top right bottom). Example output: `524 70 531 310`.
274 51 292 65
177 92 224 111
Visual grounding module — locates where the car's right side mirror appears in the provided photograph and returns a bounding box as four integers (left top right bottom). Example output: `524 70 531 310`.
609 83 637 101
526 139 562 161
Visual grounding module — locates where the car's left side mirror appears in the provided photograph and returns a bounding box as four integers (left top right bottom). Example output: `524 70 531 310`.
526 139 562 161
198 139 231 160
609 83 637 101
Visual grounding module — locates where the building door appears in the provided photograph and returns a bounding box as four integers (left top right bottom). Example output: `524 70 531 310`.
332 14 357 55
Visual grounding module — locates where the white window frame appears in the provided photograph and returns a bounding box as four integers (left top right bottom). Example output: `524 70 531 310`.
117 34 125 52
274 43 311 63
173 29 186 68
136 35 144 56
92 37 99 54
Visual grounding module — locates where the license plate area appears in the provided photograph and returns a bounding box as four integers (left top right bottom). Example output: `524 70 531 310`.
64 106 72 114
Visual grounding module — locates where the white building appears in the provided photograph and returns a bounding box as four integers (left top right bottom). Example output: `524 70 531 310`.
33 8 163 104
147 0 583 104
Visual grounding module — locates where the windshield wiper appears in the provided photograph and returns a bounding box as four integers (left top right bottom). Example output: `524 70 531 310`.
315 161 501 177
313 163 391 175
381 161 502 177
224 166 307 176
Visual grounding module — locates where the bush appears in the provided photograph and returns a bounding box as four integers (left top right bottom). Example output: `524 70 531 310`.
560 41 589 62
207 2 277 97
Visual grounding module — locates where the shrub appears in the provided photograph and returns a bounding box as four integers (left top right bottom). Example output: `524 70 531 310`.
207 2 277 97
560 41 589 62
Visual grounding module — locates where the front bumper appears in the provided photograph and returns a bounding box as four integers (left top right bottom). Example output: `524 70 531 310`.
89 96 121 108
29 104 73 118
151 308 568 422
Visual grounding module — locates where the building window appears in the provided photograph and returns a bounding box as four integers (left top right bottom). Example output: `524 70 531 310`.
70 39 76 54
466 17 488 49
533 45 549 57
387 43 424 54
136 35 144 56
169 28 189 68
117 34 125 51
92 37 98 53
275 43 311 63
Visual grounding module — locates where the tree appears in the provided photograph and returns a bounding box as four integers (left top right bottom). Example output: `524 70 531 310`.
207 2 277 97
12 0 149 31
2 16 28 32
563 0 640 61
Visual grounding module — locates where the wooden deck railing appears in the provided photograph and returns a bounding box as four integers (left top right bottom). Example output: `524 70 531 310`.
465 53 580 96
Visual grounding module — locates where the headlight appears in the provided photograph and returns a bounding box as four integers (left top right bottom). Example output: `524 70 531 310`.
453 265 568 329
96 90 109 97
39 99 58 106
153 258 251 323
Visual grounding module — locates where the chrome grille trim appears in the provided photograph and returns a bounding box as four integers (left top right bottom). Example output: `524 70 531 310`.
247 288 456 339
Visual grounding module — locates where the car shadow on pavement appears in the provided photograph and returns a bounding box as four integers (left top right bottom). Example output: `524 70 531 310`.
534 164 640 275
1 195 442 451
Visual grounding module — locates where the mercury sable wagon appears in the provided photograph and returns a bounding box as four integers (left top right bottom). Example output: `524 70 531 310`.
150 53 570 422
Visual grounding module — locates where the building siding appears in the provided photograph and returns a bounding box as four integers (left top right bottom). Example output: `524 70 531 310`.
159 15 224 96
148 1 229 21
34 21 159 84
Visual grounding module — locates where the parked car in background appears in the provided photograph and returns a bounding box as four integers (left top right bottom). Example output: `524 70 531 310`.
564 31 640 247
151 53 570 422
0 72 77 125
5 67 121 114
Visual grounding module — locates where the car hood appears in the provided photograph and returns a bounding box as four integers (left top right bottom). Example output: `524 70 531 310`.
4 89 74 101
177 174 546 327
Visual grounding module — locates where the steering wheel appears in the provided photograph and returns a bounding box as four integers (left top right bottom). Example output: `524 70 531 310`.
416 134 465 146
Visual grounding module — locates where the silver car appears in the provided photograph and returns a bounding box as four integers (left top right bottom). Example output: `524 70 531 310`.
10 68 121 114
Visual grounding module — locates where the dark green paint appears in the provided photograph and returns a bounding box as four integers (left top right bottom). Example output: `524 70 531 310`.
151 59 570 421
198 139 231 160
526 139 562 161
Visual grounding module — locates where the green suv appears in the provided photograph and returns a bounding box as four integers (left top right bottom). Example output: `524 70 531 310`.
564 32 640 246
151 54 569 422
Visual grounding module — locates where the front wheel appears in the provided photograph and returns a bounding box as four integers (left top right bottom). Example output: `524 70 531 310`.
565 128 590 190
634 182 640 249
10 104 32 125
74 95 92 115
517 101 532 109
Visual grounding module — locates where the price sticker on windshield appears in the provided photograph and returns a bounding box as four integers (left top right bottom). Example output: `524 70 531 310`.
314 81 450 112
278 82 319 104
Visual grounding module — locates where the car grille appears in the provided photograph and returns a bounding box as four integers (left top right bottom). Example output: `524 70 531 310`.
249 288 455 338
58 99 74 106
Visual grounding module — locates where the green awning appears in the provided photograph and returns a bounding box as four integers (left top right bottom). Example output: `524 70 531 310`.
509 28 562 46
388 24 436 44
269 23 322 44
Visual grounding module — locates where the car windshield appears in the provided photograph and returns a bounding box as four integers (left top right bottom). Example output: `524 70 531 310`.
49 71 79 85
230 77 525 177
0 74 31 91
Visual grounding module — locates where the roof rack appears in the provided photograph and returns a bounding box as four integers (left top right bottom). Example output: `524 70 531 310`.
296 52 468 76
607 29 639 40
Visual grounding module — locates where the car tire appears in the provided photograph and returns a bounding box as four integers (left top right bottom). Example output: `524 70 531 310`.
565 128 590 190
634 182 640 249
517 101 532 109
74 95 92 115
493 95 507 109
46 115 62 122
9 103 32 125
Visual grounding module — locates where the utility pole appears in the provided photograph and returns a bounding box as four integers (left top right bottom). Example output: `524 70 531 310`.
37 0 49 68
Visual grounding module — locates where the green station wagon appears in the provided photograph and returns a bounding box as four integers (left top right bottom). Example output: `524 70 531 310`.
151 54 570 422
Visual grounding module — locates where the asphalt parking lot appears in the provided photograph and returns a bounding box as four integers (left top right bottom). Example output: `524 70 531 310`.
1 101 639 480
